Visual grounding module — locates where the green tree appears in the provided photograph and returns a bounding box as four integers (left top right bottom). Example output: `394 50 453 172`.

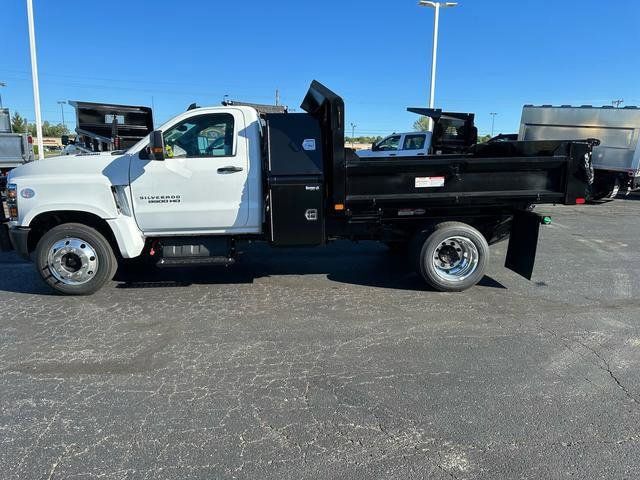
24 121 70 137
477 134 492 144
42 122 70 137
413 116 430 132
345 135 383 144
11 112 28 133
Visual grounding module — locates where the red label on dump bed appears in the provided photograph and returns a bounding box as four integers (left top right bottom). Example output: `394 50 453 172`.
415 176 445 188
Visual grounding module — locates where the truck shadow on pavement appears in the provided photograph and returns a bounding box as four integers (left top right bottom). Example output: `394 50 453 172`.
619 193 640 201
0 253 57 295
114 241 506 292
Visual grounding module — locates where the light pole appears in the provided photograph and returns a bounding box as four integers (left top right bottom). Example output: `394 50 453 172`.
490 112 497 137
26 0 44 160
0 82 5 109
418 1 458 131
57 100 66 128
350 122 357 148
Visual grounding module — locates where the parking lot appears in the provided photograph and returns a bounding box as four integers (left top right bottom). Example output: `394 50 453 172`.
1 197 639 479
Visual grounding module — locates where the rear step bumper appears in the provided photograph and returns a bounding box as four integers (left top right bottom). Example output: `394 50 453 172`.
156 257 235 268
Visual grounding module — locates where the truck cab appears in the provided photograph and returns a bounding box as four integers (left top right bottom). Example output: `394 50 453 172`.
357 132 432 158
129 106 263 235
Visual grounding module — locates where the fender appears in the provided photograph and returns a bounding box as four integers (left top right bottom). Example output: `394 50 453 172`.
22 207 145 260
22 202 116 226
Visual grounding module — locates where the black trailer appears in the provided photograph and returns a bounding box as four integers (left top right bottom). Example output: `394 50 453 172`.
257 81 595 291
66 101 153 152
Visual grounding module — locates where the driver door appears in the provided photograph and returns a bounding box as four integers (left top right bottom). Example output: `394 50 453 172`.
130 111 250 234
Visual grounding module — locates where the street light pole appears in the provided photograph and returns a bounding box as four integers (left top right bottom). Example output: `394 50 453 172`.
350 122 357 148
26 0 44 160
490 112 497 137
418 1 458 131
57 100 66 128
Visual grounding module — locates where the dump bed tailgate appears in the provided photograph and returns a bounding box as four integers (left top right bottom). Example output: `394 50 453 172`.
0 133 31 168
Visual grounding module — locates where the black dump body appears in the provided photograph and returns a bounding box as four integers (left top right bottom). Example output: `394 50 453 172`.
345 140 592 217
70 101 153 152
263 81 595 279
294 81 593 218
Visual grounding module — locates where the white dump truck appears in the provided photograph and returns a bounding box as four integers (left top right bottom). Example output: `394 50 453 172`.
3 82 596 295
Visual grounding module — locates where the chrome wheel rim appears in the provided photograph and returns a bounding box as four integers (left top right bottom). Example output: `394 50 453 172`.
47 237 99 285
431 236 479 283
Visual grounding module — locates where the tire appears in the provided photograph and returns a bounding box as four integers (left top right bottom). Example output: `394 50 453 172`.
590 177 620 202
414 222 489 292
603 178 621 201
35 223 117 295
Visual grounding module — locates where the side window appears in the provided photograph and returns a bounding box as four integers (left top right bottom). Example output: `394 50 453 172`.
403 134 426 151
376 135 401 151
163 113 235 158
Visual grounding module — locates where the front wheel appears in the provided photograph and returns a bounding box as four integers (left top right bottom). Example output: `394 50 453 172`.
414 222 489 292
35 223 117 295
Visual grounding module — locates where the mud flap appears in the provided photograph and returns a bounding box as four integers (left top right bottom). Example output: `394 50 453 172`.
505 211 542 280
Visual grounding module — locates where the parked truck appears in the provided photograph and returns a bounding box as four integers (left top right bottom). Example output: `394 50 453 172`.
62 101 154 153
519 105 640 200
357 110 476 158
0 108 35 175
2 81 596 295
1 108 34 248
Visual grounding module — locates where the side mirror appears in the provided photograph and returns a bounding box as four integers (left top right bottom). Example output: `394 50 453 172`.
148 130 165 161
61 135 69 146
371 142 378 152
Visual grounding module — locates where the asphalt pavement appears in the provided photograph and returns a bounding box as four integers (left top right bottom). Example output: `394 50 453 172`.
1 197 640 479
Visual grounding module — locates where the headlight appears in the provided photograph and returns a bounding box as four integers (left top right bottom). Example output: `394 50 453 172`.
6 183 18 220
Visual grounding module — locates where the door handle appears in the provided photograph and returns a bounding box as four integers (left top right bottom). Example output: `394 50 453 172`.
217 166 244 174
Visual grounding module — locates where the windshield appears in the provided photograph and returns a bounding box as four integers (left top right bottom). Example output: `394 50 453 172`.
376 135 401 151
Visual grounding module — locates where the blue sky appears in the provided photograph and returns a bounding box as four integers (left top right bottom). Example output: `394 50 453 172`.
1 0 638 137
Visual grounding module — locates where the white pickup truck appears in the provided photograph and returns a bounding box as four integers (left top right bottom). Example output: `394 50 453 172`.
357 109 477 158
357 132 432 158
3 81 595 295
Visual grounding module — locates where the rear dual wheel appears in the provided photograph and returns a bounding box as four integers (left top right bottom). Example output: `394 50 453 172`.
414 222 489 292
590 176 621 202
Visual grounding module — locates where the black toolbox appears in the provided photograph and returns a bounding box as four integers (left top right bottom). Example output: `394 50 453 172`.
265 113 326 246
